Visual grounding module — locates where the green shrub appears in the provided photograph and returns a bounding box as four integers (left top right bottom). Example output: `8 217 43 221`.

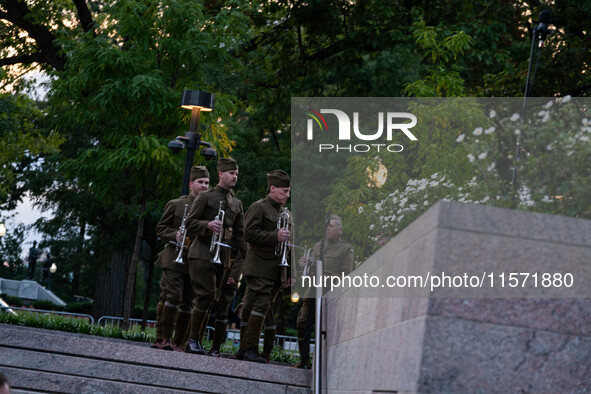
31 300 65 311
64 301 93 315
1 294 23 307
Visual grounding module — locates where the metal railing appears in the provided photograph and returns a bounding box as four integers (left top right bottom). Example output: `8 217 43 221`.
206 326 314 353
97 316 156 328
0 305 94 325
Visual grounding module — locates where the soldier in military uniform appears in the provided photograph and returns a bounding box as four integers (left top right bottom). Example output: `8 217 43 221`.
237 170 292 363
295 214 354 368
207 253 243 356
184 158 246 355
152 166 210 351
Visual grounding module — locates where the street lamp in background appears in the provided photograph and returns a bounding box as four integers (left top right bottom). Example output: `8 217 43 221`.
168 89 217 196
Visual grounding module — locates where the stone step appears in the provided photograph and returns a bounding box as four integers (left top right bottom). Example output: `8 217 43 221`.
0 324 311 393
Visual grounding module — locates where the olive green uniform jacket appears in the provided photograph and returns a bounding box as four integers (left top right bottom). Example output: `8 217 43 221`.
312 238 354 276
185 185 246 264
155 193 195 273
243 195 291 281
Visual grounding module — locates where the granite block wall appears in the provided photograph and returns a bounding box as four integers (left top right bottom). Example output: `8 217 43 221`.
321 201 591 393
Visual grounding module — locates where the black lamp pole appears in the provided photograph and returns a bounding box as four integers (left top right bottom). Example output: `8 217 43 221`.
513 10 552 187
180 108 202 196
170 89 216 196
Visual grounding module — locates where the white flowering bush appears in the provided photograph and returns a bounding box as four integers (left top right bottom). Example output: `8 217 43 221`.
458 96 590 217
365 97 590 251
367 174 491 246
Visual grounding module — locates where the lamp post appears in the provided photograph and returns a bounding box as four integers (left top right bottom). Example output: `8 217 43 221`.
0 223 5 269
513 10 553 187
168 89 217 196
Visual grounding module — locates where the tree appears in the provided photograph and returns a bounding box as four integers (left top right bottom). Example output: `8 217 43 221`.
0 93 62 205
2 0 590 322
2 0 251 320
0 222 26 278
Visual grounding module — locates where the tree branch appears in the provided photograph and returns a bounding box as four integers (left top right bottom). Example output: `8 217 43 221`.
0 0 66 71
72 0 95 33
0 53 45 67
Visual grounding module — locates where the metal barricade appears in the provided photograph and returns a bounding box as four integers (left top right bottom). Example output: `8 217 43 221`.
205 325 314 354
97 316 156 328
1 306 314 354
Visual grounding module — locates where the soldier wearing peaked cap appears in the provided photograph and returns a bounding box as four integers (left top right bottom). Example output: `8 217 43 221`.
184 158 247 355
295 214 354 368
237 170 292 363
152 165 210 352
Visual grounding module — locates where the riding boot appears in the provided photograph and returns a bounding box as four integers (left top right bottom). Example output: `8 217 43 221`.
297 337 311 368
160 304 177 351
173 309 192 349
261 327 276 362
241 313 266 363
209 320 228 356
151 301 165 348
187 309 207 355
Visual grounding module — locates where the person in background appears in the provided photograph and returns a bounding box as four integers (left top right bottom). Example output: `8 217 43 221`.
295 214 354 369
27 241 39 280
41 253 52 289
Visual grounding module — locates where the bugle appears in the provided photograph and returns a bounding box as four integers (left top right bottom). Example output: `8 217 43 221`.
302 248 315 277
173 204 189 264
210 201 225 265
275 207 290 267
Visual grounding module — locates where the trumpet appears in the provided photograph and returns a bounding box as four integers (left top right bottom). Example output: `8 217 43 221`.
275 207 290 267
301 248 315 277
173 204 189 264
210 201 225 265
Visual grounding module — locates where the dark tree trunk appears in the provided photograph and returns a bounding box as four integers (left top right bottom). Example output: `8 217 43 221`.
140 251 155 330
91 250 128 321
122 200 146 330
72 221 86 296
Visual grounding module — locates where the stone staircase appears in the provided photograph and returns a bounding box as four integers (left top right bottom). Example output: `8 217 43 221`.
0 324 311 393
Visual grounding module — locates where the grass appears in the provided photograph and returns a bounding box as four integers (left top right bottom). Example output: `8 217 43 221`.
0 309 156 342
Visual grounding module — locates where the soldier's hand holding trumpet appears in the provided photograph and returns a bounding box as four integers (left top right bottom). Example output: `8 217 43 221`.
277 227 290 242
207 217 223 235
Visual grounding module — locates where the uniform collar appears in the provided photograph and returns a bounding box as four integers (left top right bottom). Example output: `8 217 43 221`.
188 193 196 204
215 184 232 195
265 195 283 209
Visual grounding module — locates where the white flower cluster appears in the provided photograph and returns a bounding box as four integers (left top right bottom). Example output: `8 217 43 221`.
369 174 491 239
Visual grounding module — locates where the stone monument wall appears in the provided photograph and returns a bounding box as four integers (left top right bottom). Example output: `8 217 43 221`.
321 201 591 393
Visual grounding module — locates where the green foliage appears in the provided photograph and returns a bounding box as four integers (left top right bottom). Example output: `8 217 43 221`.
363 97 591 253
0 294 23 307
3 0 591 320
323 99 489 259
0 93 63 202
0 223 26 276
403 19 474 97
459 97 591 218
0 309 156 342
